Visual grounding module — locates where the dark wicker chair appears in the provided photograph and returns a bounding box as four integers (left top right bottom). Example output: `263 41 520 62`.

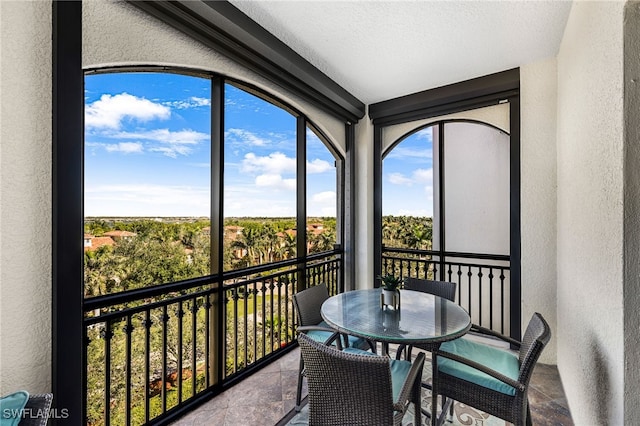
21 393 53 426
396 278 457 360
292 283 375 411
403 277 457 302
298 333 426 426
432 313 551 426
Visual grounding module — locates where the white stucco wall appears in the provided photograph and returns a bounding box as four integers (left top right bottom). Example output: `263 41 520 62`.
623 3 640 422
83 0 346 153
0 1 52 395
354 116 375 290
520 57 558 364
557 1 625 424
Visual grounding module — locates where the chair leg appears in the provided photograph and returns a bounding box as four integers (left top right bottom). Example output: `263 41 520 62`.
295 355 304 412
525 404 533 426
395 344 406 360
413 380 422 426
449 396 454 419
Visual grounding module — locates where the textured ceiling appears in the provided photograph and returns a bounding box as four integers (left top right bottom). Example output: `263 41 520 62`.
230 1 572 104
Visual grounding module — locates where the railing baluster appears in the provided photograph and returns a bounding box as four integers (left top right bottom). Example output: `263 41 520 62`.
144 309 152 424
261 283 267 358
253 285 258 362
489 268 494 330
500 269 506 335
467 266 473 321
243 283 249 368
478 267 483 328
269 278 275 353
177 301 184 404
284 274 290 345
124 315 133 426
204 294 211 387
233 290 239 373
103 321 112 426
191 297 198 397
276 280 282 349
162 306 169 413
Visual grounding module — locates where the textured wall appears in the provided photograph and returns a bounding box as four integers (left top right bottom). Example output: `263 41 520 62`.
557 2 625 424
0 1 52 395
520 57 558 364
623 2 640 423
354 117 374 290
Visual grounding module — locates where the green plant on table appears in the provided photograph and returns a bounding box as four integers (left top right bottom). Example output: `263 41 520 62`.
377 274 403 291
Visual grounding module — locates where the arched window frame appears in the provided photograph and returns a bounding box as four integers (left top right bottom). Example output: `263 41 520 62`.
371 69 521 342
52 3 358 419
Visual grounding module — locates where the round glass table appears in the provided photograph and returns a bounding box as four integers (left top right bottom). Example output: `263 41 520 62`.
321 288 472 425
321 288 471 347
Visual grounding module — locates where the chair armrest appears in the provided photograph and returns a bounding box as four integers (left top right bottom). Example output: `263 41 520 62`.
296 325 342 348
434 348 526 393
469 324 521 348
393 352 426 411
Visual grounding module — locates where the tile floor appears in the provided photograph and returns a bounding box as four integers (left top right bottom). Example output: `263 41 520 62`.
170 347 572 426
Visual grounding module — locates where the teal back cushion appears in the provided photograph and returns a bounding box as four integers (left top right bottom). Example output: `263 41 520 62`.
0 391 29 426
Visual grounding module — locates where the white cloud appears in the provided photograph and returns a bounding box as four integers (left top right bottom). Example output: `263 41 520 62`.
311 191 336 203
165 96 211 109
388 168 433 186
148 145 192 158
241 152 332 176
309 191 337 217
413 168 433 184
109 128 209 158
255 173 296 191
388 173 414 186
223 185 296 217
84 184 210 217
307 158 333 174
415 128 432 140
105 142 144 154
226 128 269 146
112 129 207 145
386 146 433 160
241 152 295 175
85 93 170 129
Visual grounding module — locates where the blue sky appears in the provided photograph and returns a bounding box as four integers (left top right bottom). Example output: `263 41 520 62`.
383 129 434 217
84 72 433 218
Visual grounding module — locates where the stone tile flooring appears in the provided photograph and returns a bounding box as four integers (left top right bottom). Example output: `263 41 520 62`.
170 347 572 426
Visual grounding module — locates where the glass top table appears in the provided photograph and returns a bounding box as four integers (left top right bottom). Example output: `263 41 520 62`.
321 288 471 347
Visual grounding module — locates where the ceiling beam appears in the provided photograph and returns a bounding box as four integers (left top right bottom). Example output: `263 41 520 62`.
369 68 520 126
129 0 366 123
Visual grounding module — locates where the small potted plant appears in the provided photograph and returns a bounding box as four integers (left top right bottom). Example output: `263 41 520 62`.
377 274 402 308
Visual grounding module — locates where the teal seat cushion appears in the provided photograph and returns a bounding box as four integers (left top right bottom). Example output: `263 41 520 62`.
307 321 368 350
438 338 519 396
342 347 376 356
0 390 29 426
342 348 411 402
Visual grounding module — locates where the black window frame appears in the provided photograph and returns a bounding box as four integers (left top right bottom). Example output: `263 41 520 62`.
53 3 360 422
371 68 521 342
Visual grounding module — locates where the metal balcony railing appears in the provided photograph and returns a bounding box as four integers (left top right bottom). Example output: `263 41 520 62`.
83 250 342 426
382 247 512 336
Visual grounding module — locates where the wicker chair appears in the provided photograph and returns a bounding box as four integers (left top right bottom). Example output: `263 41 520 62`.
21 393 54 426
298 333 426 426
292 283 375 411
432 313 551 426
396 278 457 360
